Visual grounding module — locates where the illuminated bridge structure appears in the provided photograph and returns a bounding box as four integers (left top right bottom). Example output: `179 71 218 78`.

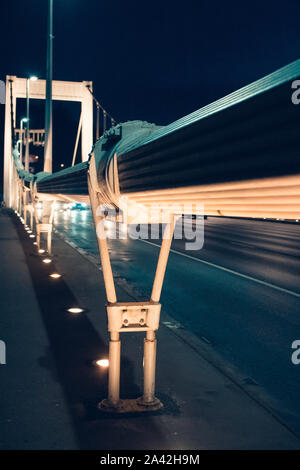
3 60 300 412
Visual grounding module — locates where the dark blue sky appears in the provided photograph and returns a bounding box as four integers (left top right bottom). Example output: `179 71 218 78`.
1 0 300 183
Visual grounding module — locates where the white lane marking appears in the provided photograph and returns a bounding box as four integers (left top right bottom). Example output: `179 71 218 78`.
55 218 300 300
139 239 300 299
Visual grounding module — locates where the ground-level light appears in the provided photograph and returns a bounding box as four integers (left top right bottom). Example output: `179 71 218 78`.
95 359 109 368
67 307 83 314
42 258 52 264
50 273 61 279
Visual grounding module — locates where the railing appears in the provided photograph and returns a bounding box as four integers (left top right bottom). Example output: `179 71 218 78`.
15 128 45 147
9 58 300 414
35 59 300 220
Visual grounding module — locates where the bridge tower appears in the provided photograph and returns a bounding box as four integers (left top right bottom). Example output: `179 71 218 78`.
3 76 93 207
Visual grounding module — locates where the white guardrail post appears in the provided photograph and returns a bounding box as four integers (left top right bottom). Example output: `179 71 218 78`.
88 156 177 412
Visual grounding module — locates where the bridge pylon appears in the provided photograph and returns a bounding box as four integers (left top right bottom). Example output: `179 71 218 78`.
3 75 93 207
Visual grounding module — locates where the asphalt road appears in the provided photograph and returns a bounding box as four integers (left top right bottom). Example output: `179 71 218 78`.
54 208 300 436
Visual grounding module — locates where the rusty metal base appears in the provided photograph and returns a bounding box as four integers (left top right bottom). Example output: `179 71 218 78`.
98 397 163 413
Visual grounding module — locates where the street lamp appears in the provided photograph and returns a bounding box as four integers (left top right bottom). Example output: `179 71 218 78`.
25 76 38 172
44 0 53 174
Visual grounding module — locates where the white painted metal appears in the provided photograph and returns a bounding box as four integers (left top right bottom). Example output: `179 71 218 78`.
142 330 157 404
151 215 177 302
108 332 121 406
44 0 53 174
88 165 123 406
34 201 55 254
4 78 13 207
88 159 117 303
25 79 30 172
15 129 45 147
88 155 169 409
72 112 82 167
106 302 161 333
19 118 26 164
3 75 93 206
24 204 34 231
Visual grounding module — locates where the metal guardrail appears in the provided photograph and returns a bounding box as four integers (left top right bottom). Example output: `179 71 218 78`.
15 128 45 147
12 59 300 220
11 59 300 413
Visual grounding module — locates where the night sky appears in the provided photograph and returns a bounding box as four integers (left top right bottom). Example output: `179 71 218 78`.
1 0 300 192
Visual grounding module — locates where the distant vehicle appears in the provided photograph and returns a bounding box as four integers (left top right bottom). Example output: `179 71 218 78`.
69 202 88 211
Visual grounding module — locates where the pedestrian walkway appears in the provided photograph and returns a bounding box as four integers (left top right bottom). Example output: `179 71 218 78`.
0 209 77 449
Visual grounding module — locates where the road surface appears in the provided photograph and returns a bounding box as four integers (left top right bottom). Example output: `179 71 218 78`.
53 208 300 436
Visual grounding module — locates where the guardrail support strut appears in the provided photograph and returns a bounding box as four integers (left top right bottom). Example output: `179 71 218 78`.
88 156 177 412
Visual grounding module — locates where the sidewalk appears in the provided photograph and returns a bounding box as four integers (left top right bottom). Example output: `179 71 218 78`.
0 208 300 450
0 209 77 449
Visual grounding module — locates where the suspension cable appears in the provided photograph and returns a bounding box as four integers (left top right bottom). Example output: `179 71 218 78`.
86 84 116 138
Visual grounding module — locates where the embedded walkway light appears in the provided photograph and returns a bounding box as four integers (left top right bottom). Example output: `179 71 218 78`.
67 307 83 314
95 359 109 368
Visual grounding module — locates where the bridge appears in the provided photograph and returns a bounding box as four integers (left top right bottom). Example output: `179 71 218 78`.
2 59 300 448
